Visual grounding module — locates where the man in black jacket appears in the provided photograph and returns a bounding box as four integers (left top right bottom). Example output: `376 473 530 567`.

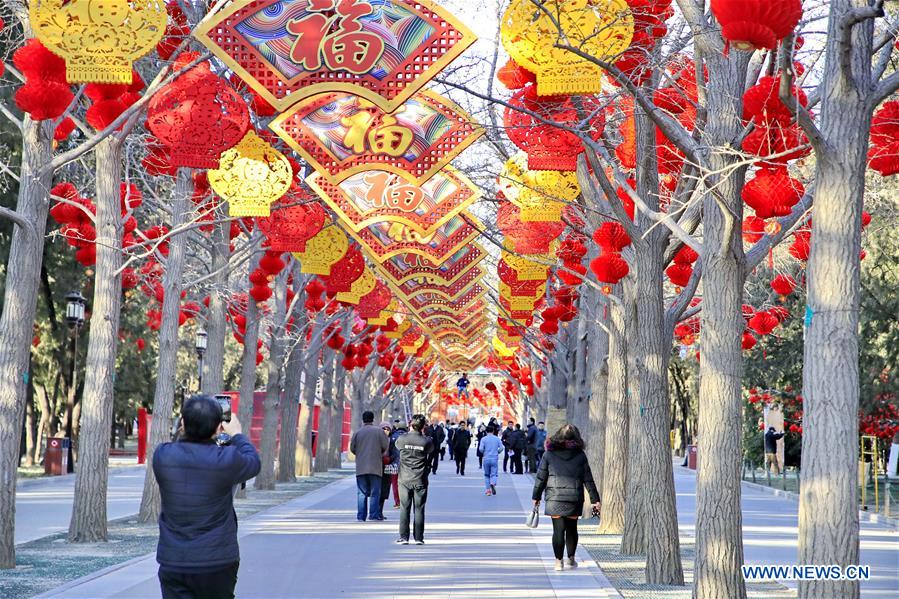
764 426 786 475
429 422 446 475
153 395 261 599
452 421 472 475
395 414 434 544
500 421 514 472
510 424 526 474
525 417 538 473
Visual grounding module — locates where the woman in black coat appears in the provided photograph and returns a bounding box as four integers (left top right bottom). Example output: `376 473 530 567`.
532 424 600 571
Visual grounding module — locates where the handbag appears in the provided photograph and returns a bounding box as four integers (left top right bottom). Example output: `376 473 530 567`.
525 506 540 528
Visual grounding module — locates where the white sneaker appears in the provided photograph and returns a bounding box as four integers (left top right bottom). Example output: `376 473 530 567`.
554 559 564 571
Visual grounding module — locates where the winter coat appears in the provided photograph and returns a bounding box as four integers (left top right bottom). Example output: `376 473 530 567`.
452 428 472 454
535 429 548 450
388 428 406 464
510 429 527 452
764 430 785 453
396 430 434 486
350 423 389 477
501 426 514 448
532 446 599 517
430 425 446 453
526 423 537 448
153 434 261 570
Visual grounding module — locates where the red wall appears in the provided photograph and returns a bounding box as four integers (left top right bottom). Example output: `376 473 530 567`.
223 392 351 455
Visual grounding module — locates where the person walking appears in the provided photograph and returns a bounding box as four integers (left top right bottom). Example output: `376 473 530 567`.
525 417 538 473
480 425 504 495
395 414 434 545
532 424 601 571
153 396 261 599
429 420 446 475
452 420 472 475
510 424 526 474
349 410 389 522
764 426 786 475
439 421 449 461
447 422 458 462
535 421 547 467
501 421 514 472
379 422 399 517
475 424 487 469
388 421 408 509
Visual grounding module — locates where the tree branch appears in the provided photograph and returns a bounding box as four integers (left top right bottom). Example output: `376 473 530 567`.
0 205 37 239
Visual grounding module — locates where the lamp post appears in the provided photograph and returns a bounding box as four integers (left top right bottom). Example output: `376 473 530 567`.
64 291 86 472
195 329 208 392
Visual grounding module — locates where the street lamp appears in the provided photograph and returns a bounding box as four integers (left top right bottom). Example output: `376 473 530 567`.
195 329 208 392
64 291 87 473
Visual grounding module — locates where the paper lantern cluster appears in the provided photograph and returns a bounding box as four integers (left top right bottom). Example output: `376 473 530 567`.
12 39 73 121
710 0 803 52
590 222 632 290
868 101 899 177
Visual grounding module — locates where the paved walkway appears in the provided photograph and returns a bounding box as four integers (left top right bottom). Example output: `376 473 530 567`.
39 450 620 598
15 463 145 544
673 465 899 597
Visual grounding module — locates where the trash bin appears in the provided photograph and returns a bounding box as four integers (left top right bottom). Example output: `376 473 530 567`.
687 444 698 470
44 437 70 476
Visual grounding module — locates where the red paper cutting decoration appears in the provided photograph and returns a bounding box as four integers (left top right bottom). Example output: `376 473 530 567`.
497 201 565 254
147 59 250 169
322 245 365 295
356 280 392 319
710 0 803 51
748 310 779 336
256 198 326 252
504 85 605 171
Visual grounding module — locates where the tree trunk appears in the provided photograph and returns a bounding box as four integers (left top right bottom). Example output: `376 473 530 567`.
692 49 752 599
0 115 53 568
314 348 335 473
331 370 346 468
138 169 192 522
798 5 874 596
599 292 629 535
69 136 124 542
201 218 229 394
620 283 645 555
255 273 287 491
583 294 609 494
295 314 322 477
277 276 306 483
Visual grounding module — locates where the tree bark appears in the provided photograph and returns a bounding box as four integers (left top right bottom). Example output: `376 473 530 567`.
68 136 124 542
313 348 335 473
583 293 609 495
201 218 229 394
693 50 751 599
620 283 646 555
331 369 346 468
295 314 323 477
255 273 287 490
798 4 875 596
599 292 629 535
233 251 261 500
138 169 192 522
0 114 53 567
277 274 306 483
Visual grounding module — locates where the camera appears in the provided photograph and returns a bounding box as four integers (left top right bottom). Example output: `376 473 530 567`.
214 394 232 423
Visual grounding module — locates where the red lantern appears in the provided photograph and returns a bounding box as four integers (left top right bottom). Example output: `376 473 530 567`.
741 331 757 350
356 281 392 319
789 230 811 261
496 58 535 90
147 59 249 169
770 274 796 297
743 75 808 127
868 101 899 176
710 0 803 51
748 310 778 335
592 221 631 252
742 167 804 219
666 263 693 287
590 252 629 285
742 123 810 164
742 215 767 243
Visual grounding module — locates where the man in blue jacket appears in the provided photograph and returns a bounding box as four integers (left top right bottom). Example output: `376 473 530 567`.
153 395 261 599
